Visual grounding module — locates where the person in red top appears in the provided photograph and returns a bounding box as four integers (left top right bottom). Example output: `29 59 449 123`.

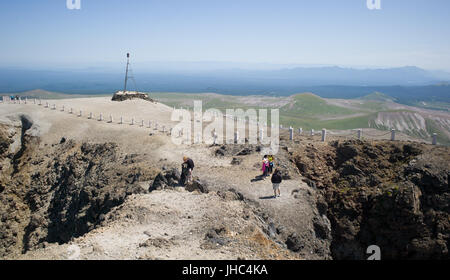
261 155 269 179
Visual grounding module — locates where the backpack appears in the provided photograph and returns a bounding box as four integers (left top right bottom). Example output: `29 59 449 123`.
187 158 195 169
271 173 282 184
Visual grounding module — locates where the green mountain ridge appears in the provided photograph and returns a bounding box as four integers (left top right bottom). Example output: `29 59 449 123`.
281 93 355 117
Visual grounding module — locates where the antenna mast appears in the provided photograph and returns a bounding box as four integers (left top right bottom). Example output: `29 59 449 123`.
123 53 130 93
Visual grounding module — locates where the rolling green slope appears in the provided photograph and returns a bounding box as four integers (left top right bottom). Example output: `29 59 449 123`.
279 114 372 130
280 93 355 117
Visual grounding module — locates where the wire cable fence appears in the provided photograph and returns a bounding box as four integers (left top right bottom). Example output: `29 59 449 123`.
1 96 174 135
1 96 442 146
279 125 439 145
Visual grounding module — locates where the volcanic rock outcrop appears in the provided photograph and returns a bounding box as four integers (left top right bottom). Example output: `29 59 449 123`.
293 140 449 259
0 119 158 257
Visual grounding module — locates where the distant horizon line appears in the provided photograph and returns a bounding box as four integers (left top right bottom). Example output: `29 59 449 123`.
3 82 449 95
1 62 449 73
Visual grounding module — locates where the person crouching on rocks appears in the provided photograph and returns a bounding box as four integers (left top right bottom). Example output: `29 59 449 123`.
182 156 195 185
271 169 282 198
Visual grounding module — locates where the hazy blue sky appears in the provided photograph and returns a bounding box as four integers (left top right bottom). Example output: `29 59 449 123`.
1 0 449 70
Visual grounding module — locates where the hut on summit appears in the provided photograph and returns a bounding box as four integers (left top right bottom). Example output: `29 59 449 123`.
112 90 152 102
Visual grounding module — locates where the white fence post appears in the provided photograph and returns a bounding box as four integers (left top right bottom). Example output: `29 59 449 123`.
109 114 113 123
322 129 327 142
89 112 93 119
357 129 362 140
148 120 152 128
79 110 82 117
131 117 135 125
99 113 103 121
432 133 437 145
298 128 302 135
234 131 239 143
311 129 315 136
213 131 218 145
260 128 264 143
391 129 396 141
120 116 123 124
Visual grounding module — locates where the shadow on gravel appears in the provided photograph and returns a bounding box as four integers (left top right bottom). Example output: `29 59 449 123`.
251 175 268 182
259 196 276 200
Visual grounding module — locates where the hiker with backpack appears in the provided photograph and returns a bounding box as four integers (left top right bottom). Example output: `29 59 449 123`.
271 169 282 198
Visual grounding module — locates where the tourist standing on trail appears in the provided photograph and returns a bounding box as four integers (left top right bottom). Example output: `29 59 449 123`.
262 155 269 178
268 155 274 174
271 169 282 198
183 156 195 184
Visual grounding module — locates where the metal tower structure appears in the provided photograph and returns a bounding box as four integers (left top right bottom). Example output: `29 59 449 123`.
123 53 138 93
